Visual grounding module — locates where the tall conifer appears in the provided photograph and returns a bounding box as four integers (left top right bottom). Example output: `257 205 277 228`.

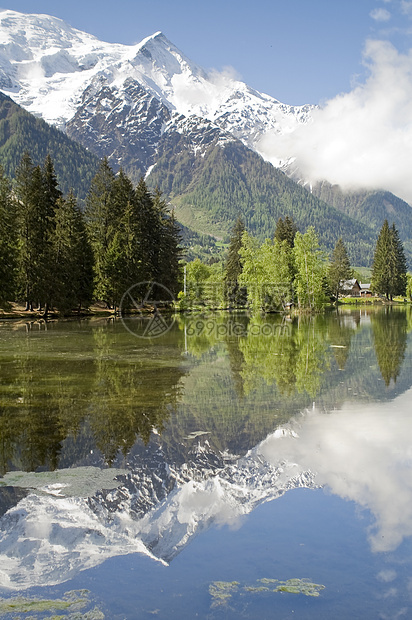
371 220 407 300
0 168 17 307
53 192 94 313
328 237 352 301
274 216 298 248
224 217 246 307
85 158 116 303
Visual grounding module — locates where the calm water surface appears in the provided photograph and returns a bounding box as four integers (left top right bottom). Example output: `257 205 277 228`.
0 307 411 619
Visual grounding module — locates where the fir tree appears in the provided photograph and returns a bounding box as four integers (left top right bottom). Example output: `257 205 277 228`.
274 215 298 248
371 220 407 300
153 188 182 295
43 154 62 217
53 192 94 313
85 158 116 304
13 153 60 314
14 153 43 310
391 223 408 298
224 217 246 307
135 177 159 283
328 237 353 301
105 199 142 310
0 168 17 307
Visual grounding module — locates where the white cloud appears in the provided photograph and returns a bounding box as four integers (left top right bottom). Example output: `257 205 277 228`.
259 387 412 553
170 65 241 118
370 7 392 20
401 1 412 15
259 39 412 204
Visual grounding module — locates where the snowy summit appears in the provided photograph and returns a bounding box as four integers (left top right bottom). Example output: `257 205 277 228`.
0 9 313 166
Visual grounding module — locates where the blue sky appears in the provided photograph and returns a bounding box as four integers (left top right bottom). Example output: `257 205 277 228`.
1 0 411 105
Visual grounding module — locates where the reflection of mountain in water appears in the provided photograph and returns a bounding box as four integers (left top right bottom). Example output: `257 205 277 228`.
0 431 316 589
2 383 412 589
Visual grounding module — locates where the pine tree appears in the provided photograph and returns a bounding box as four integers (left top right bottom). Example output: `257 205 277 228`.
328 237 353 301
52 192 93 313
371 220 407 300
153 188 182 295
135 178 160 283
274 216 298 248
224 217 246 307
391 223 408 298
0 167 17 308
85 158 116 304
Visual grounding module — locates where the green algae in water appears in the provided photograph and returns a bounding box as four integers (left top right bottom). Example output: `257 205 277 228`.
209 581 240 608
258 577 325 597
209 577 325 609
273 578 325 597
0 590 105 618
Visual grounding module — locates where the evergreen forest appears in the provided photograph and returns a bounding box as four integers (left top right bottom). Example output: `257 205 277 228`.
0 154 182 313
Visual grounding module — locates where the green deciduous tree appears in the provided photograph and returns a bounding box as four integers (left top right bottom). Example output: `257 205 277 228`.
239 232 294 312
293 227 328 311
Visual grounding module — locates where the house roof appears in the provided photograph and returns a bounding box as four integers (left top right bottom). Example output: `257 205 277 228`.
341 278 360 291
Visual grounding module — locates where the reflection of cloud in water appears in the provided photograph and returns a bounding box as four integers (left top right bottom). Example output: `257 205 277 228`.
259 388 412 553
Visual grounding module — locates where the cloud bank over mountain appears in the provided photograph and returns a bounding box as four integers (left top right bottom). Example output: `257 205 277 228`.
259 39 412 205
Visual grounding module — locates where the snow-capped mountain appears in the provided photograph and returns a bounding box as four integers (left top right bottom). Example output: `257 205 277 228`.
0 9 313 173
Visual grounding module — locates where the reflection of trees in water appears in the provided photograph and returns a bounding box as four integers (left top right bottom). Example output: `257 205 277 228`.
88 327 184 465
371 308 408 387
1 309 411 475
239 315 331 398
0 321 186 473
327 312 356 370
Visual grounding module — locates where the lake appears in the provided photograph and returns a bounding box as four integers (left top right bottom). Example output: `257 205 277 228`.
0 306 411 619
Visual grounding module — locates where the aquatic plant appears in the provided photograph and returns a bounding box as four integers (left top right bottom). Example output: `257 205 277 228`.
0 590 104 618
209 577 325 609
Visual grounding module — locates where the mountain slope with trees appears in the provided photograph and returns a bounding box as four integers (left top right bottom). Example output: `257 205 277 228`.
148 135 379 266
310 181 412 264
0 92 99 201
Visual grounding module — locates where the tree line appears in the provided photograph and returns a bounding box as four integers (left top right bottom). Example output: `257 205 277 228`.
0 154 182 313
182 215 410 312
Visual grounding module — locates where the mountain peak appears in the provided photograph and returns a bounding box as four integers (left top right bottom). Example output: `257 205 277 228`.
0 8 313 176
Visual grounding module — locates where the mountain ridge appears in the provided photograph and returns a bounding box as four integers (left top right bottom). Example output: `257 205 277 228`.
1 9 411 266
